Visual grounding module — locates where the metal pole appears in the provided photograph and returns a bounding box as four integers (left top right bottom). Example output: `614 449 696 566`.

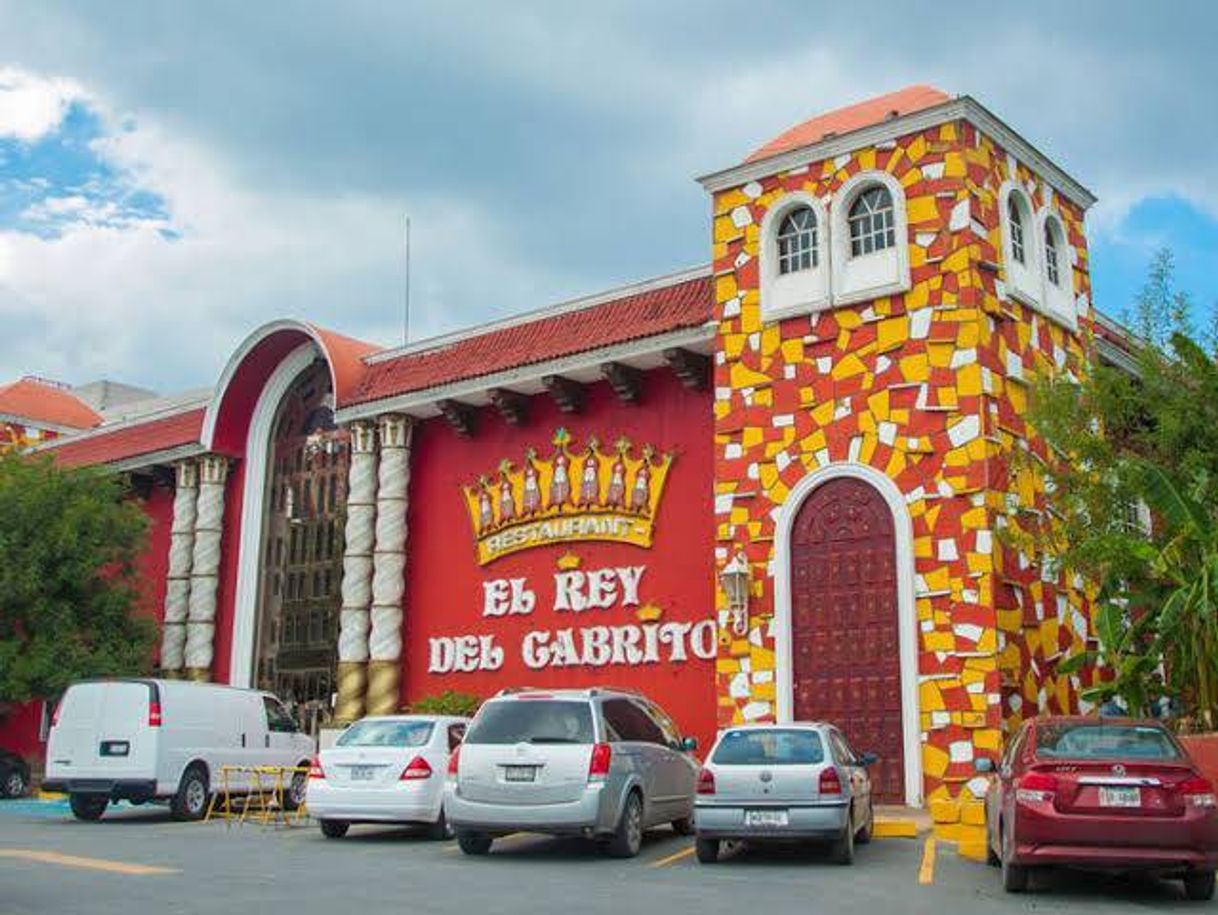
404 216 411 345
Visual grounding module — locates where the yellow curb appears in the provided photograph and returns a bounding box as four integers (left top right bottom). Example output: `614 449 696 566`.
873 816 920 839
36 791 66 801
957 840 990 863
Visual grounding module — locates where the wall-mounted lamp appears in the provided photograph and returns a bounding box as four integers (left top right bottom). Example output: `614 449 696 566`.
719 551 751 636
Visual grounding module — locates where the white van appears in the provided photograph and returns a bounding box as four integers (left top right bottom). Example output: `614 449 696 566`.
44 678 315 821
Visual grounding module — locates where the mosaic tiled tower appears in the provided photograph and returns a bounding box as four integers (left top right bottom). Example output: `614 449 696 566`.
701 87 1099 844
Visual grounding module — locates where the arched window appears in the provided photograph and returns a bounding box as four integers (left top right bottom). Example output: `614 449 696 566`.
1007 195 1026 265
777 206 817 274
848 186 895 257
1044 221 1061 287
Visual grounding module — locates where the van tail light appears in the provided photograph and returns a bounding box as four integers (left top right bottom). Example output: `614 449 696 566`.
588 743 612 782
51 701 62 728
148 701 162 728
308 756 325 779
819 766 843 796
1015 771 1056 803
697 767 716 795
446 745 461 781
1182 775 1217 809
401 756 433 781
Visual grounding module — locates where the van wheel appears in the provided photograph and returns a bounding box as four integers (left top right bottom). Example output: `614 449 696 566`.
319 820 349 839
426 809 454 841
1184 870 1215 902
457 831 493 855
695 838 719 863
282 767 308 811
830 813 855 865
171 765 210 821
69 794 108 821
606 791 644 858
671 816 694 836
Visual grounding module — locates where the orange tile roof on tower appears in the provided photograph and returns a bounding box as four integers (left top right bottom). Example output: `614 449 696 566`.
0 377 101 430
745 85 952 163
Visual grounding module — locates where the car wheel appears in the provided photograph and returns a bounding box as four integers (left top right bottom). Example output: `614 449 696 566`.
426 808 454 841
830 813 855 865
671 816 694 836
171 765 210 821
69 793 108 821
854 800 873 845
282 766 308 811
457 831 493 856
1184 870 1216 902
319 819 349 839
606 791 644 858
694 837 719 864
1000 819 1029 893
2 768 27 799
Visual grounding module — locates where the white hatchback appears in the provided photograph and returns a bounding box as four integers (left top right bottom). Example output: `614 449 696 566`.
307 714 468 839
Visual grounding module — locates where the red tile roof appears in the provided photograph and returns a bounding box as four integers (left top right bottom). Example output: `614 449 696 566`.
0 377 101 429
349 271 713 406
50 407 204 468
745 85 952 163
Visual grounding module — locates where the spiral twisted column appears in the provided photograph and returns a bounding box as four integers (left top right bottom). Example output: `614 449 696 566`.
159 460 198 676
334 421 378 722
367 414 411 715
184 455 230 681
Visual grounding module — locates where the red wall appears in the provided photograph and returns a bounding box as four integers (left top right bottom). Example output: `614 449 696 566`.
138 485 174 632
403 371 717 749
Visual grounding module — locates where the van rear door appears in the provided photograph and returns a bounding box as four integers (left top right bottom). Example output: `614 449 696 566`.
47 681 158 782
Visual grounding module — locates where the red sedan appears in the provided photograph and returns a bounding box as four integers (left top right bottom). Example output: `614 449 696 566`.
984 716 1218 900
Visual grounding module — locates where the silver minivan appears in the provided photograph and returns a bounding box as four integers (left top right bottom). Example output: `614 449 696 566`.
445 688 699 857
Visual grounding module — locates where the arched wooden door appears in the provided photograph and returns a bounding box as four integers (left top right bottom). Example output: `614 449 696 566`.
790 476 904 804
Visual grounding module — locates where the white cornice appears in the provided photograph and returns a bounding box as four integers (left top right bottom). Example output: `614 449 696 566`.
337 323 714 423
697 96 1097 211
0 413 87 436
365 264 711 366
108 443 207 473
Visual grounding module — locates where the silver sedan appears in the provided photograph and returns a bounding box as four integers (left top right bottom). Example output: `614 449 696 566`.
693 722 876 864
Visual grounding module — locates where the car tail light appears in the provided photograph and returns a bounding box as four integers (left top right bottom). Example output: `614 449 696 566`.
588 743 612 782
819 766 843 795
1015 771 1056 803
401 756 433 781
446 745 461 780
148 701 162 728
1182 775 1217 809
696 767 716 795
308 756 325 779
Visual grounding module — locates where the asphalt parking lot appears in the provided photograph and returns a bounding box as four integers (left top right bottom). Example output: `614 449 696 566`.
0 799 1208 914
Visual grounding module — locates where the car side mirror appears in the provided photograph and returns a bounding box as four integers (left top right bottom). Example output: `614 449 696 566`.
858 752 879 767
680 736 698 752
974 758 994 774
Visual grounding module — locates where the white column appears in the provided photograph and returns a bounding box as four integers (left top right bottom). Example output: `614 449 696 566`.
159 460 198 674
184 455 230 681
367 414 410 715
334 421 378 722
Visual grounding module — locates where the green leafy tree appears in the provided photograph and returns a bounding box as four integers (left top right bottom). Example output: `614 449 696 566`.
0 453 156 706
408 690 482 718
1016 249 1218 726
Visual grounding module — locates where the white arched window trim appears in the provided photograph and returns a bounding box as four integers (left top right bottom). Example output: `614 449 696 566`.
999 180 1040 310
830 170 911 307
759 191 830 320
1034 208 1077 330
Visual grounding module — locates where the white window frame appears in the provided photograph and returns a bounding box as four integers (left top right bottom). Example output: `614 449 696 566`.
759 191 830 320
1035 208 1077 330
830 171 910 307
999 180 1040 310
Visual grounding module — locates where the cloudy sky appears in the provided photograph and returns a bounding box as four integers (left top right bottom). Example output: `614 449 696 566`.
0 1 1214 394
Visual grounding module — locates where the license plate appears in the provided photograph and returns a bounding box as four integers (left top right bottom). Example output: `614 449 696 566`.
349 765 377 781
1098 786 1141 808
100 741 129 757
745 809 789 827
503 765 537 783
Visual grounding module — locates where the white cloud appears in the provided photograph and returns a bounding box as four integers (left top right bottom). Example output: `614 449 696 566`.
0 65 84 142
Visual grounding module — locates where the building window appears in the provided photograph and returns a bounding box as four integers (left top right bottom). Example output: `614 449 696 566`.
848 186 895 257
1044 221 1061 287
1007 195 1026 265
777 206 817 274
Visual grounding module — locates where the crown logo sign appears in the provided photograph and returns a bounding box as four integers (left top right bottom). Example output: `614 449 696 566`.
462 429 675 565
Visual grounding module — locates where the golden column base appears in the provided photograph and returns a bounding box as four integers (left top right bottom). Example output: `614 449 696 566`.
333 661 368 723
365 660 401 716
159 669 180 680
183 667 210 683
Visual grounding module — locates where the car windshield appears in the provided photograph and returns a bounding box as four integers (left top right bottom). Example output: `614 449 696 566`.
1035 723 1181 760
712 729 825 765
336 720 434 748
463 700 594 745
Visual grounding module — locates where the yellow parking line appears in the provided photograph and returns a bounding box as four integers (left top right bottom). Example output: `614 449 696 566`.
0 849 177 876
917 836 936 885
649 845 695 868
